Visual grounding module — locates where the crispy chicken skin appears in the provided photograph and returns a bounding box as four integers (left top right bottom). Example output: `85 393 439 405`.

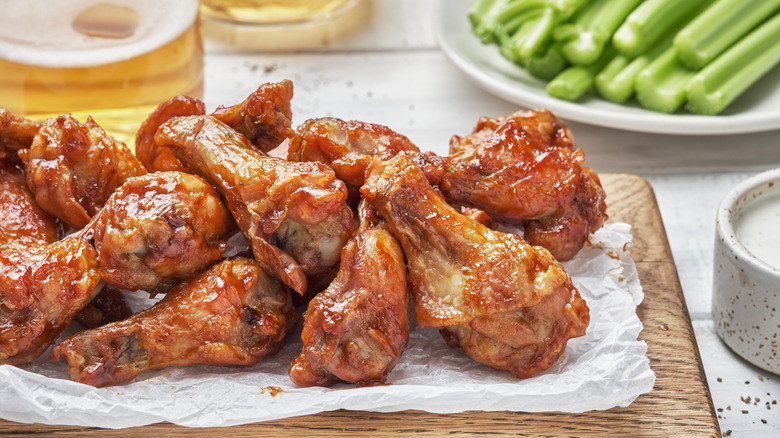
419 117 607 261
0 235 102 365
87 171 234 293
156 115 354 295
0 108 41 162
289 200 409 387
289 111 606 260
53 257 297 387
361 154 589 378
212 79 295 152
0 163 60 253
18 114 147 230
135 95 206 172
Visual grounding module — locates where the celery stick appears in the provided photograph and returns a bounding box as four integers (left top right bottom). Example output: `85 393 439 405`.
635 47 696 113
497 11 545 64
470 0 516 44
547 45 616 101
674 0 780 70
553 0 642 66
612 0 711 58
514 0 593 60
526 41 568 80
686 13 780 115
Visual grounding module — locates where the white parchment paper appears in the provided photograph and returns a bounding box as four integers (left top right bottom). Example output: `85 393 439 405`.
0 222 655 428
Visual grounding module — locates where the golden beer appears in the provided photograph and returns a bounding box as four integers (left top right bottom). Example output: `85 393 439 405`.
200 0 353 24
0 0 203 148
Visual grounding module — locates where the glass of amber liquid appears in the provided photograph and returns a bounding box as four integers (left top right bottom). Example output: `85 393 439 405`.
0 0 203 148
200 0 366 51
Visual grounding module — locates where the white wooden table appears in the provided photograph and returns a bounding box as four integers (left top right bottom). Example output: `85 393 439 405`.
203 1 780 435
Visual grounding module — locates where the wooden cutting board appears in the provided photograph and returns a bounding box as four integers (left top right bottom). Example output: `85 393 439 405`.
0 174 720 437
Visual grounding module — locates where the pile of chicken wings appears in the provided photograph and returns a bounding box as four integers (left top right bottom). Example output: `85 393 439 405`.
0 80 606 388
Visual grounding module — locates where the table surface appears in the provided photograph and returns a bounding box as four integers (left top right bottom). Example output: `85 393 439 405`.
199 1 779 435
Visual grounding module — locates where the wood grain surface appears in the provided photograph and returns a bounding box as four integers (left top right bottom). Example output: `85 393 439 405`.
0 174 720 437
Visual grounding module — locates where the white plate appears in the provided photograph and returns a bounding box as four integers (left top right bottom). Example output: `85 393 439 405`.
433 0 780 135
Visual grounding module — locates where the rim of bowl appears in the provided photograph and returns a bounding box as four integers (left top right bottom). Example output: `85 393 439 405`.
717 168 780 275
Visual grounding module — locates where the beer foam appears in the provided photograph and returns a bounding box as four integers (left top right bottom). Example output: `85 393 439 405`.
0 0 198 68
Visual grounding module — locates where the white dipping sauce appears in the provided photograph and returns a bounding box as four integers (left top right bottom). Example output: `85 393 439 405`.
735 190 780 270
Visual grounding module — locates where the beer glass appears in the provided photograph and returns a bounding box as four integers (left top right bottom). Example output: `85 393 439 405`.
200 0 367 51
0 0 203 148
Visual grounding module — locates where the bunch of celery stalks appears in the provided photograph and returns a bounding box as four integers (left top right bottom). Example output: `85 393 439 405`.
469 0 780 115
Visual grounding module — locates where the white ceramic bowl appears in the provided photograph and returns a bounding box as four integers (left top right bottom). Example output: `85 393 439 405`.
713 168 780 374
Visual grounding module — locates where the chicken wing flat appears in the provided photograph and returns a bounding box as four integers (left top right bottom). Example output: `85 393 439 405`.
212 79 294 153
289 118 419 190
0 235 102 365
87 171 234 293
0 163 60 253
18 114 147 230
289 200 409 387
135 95 206 172
419 116 607 261
448 108 574 154
0 108 41 163
53 257 296 387
361 154 589 378
156 115 354 294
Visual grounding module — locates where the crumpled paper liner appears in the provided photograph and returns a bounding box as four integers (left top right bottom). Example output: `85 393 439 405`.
0 222 655 428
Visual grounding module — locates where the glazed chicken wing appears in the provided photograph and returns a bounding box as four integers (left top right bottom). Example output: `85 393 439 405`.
448 108 574 154
289 200 409 387
0 163 60 253
156 115 354 294
87 171 234 293
53 257 296 387
135 95 206 172
18 114 147 229
0 235 102 365
361 154 589 378
419 117 607 261
212 79 295 152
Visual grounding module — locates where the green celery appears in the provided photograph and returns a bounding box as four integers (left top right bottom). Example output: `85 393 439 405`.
514 0 593 59
553 0 642 66
547 45 616 101
497 11 545 64
612 0 711 57
470 0 516 44
674 0 780 70
686 13 780 115
526 41 568 80
635 46 695 113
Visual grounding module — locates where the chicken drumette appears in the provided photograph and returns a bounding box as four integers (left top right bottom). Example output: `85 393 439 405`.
361 154 589 379
293 111 606 260
155 115 354 294
53 257 296 387
18 114 147 230
0 235 102 365
86 171 234 293
289 200 409 387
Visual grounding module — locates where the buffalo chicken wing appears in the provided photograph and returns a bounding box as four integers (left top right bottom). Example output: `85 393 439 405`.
156 115 354 294
53 257 296 387
19 114 147 229
361 154 589 378
0 163 60 253
289 200 409 387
